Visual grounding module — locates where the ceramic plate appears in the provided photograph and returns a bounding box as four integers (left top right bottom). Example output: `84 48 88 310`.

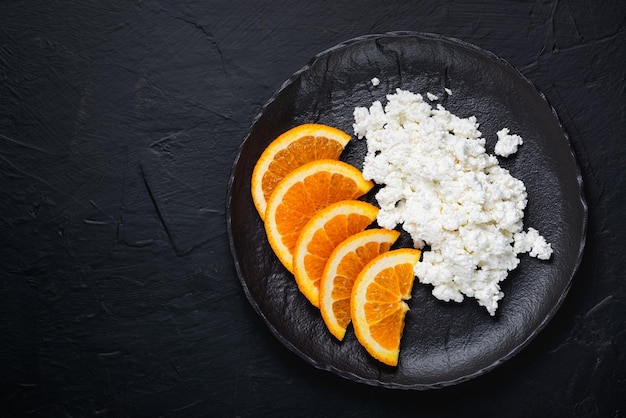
227 32 587 389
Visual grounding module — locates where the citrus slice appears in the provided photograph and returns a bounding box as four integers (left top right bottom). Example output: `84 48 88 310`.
293 200 379 308
319 228 400 341
251 124 352 219
264 159 373 273
351 248 422 366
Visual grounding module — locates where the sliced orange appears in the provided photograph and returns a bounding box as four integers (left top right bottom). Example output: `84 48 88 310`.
251 124 352 219
319 228 400 341
264 159 373 273
351 248 422 366
293 200 379 308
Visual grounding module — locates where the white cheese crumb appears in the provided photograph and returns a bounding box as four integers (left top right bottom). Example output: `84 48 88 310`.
495 128 524 157
371 77 380 87
445 87 453 95
426 92 438 101
514 227 553 260
353 88 552 316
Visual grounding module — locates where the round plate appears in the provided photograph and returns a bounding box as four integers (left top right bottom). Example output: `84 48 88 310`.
227 32 587 389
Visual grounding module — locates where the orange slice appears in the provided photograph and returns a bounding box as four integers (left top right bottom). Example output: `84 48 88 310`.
264 159 373 273
351 248 422 366
251 124 352 219
293 200 379 308
319 228 400 341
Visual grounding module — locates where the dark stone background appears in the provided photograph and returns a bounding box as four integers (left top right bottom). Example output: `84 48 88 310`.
1 1 624 416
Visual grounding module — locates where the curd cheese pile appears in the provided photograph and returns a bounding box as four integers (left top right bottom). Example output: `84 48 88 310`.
353 88 552 315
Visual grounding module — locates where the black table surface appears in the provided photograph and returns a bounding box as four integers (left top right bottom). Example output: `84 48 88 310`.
1 1 624 417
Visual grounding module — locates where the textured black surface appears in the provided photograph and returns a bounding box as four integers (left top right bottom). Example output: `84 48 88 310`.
1 1 625 416
228 32 587 389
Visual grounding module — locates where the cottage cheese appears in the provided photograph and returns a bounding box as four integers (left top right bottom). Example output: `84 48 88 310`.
514 227 552 259
495 128 523 157
353 88 552 315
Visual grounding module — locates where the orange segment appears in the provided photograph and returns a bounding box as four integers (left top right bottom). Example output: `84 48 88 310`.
351 248 422 366
319 228 400 341
264 159 373 273
293 200 379 308
251 124 351 219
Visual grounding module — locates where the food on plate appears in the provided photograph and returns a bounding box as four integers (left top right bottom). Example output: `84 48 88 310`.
250 83 556 366
264 159 373 273
251 124 351 219
319 228 400 341
353 88 553 316
351 249 422 366
494 127 524 157
293 200 379 307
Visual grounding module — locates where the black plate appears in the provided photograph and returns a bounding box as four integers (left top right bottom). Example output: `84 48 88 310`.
226 32 587 389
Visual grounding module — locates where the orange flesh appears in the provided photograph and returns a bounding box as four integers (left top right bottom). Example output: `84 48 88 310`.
262 136 344 203
303 213 375 292
274 172 366 255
